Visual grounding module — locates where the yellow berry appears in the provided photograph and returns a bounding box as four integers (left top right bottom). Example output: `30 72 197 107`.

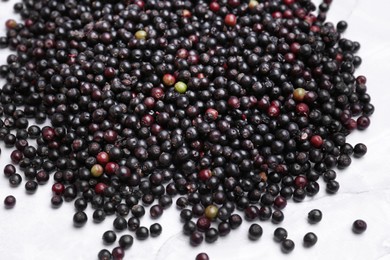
135 30 147 40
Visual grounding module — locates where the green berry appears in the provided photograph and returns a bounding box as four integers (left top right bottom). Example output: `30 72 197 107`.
174 81 187 93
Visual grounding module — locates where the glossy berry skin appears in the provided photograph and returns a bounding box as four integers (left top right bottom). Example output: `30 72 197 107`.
272 210 284 223
205 108 218 121
274 227 288 242
9 174 22 187
174 81 187 94
102 230 117 244
308 209 322 223
353 143 367 158
273 196 287 209
136 226 149 240
96 151 109 165
197 216 211 232
150 223 162 237
352 219 367 234
198 169 212 182
248 224 263 240
135 30 147 40
113 216 128 231
73 211 88 227
162 74 175 86
326 180 340 194
98 249 112 260
90 164 104 178
128 217 140 231
281 239 295 253
0 0 375 255
224 14 237 27
205 205 218 220
112 247 125 260
118 235 134 249
205 228 219 243
4 195 16 208
190 231 204 246
303 232 318 247
150 205 164 219
310 135 323 148
51 183 65 195
293 88 306 101
196 253 209 260
229 214 242 229
51 195 63 207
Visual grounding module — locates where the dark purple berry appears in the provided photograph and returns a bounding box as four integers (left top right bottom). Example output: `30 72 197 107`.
352 219 367 234
274 227 288 242
248 224 263 240
308 209 323 223
196 252 209 260
303 232 318 247
281 239 295 253
4 195 16 208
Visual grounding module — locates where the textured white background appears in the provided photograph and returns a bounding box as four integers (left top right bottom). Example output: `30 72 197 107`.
0 0 390 259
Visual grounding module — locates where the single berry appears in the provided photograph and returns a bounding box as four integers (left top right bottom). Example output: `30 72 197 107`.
196 252 209 260
281 239 295 253
174 81 187 94
102 230 117 244
118 235 134 249
308 209 322 223
352 219 367 234
248 224 263 240
150 223 162 237
303 232 318 247
4 195 16 208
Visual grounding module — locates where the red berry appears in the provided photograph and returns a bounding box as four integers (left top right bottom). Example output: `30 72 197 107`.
283 0 295 4
105 162 119 175
209 2 220 12
296 103 309 115
134 0 144 8
104 67 116 78
95 182 108 194
310 135 323 148
356 75 367 86
272 11 282 19
267 105 280 117
52 183 65 195
42 126 55 142
228 96 240 108
224 14 237 27
274 196 287 209
162 74 175 86
205 108 218 121
198 169 212 182
196 253 209 260
294 176 308 188
96 151 110 165
141 114 155 127
177 48 189 59
228 0 240 8
151 87 164 99
345 119 357 130
290 42 301 54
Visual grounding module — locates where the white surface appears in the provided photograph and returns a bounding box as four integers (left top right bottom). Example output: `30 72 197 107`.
0 0 390 260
